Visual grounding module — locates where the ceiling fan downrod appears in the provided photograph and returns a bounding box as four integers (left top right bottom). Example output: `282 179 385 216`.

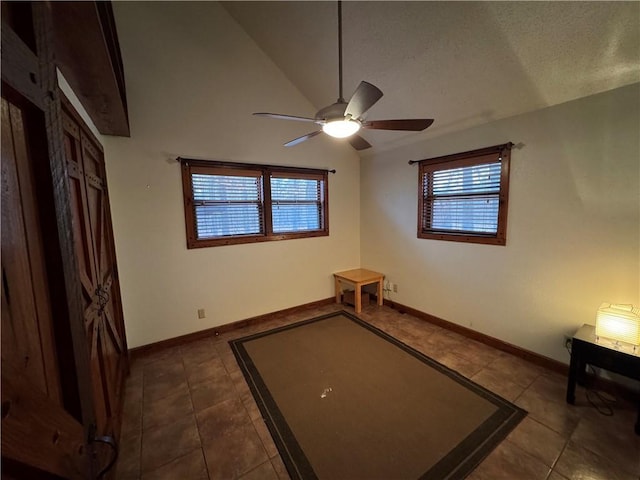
251 0 434 150
337 0 344 103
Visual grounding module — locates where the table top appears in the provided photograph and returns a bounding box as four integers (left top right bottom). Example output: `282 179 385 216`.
574 324 640 357
333 268 384 283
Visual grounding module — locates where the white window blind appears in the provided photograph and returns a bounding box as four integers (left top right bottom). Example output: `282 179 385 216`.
271 174 324 233
192 173 263 239
417 143 512 245
180 159 330 248
423 162 501 235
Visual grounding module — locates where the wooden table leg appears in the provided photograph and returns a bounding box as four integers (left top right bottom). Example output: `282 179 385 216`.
355 282 362 313
334 276 341 304
566 349 579 404
377 279 383 306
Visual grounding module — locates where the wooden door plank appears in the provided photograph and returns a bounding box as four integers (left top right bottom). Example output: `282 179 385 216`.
0 98 49 395
8 100 63 404
1 361 88 479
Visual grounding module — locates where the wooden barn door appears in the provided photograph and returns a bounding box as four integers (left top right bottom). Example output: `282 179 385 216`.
61 98 128 442
1 93 90 479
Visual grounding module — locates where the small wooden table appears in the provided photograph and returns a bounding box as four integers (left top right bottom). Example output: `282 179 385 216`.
333 268 384 314
566 324 640 435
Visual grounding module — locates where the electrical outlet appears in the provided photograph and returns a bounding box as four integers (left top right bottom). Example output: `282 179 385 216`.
563 335 572 349
198 308 206 319
393 283 398 293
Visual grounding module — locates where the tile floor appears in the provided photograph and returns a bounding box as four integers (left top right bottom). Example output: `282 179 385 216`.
115 303 640 480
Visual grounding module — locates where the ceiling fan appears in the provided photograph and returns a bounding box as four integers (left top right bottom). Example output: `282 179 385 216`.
253 1 434 151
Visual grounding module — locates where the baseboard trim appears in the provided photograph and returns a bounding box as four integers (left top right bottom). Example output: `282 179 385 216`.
129 297 335 359
383 299 569 375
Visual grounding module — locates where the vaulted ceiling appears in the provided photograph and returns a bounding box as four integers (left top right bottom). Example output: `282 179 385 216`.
222 1 640 151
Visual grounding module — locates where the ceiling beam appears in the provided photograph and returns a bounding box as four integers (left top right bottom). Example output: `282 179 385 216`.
51 1 129 136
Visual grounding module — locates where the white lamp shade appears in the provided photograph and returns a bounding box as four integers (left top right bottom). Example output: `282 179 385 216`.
595 303 640 346
322 119 360 138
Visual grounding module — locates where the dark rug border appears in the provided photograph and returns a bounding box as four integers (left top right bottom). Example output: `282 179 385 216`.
230 310 526 480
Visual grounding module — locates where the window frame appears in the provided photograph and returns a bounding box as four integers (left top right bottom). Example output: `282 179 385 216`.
417 143 512 246
180 159 329 248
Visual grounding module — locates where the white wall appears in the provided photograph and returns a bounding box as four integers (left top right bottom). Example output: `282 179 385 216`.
98 2 638 362
103 2 361 348
361 84 640 363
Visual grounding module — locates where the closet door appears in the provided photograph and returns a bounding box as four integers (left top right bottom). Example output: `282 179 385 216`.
1 94 90 479
61 98 128 440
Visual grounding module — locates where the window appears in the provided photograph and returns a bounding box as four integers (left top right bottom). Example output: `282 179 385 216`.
180 159 328 248
417 143 512 245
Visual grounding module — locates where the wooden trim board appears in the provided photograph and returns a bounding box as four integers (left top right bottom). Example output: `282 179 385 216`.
129 297 335 359
384 300 640 401
129 296 637 402
383 299 567 374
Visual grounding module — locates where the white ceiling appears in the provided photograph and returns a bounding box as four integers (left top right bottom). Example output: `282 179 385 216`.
222 1 640 152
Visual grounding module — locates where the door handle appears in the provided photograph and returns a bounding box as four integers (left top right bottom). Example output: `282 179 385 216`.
92 433 118 478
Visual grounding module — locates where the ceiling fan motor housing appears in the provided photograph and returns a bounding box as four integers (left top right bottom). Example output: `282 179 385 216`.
315 101 350 123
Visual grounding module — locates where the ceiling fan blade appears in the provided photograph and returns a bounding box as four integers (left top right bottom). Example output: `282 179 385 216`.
347 134 372 151
254 112 317 123
362 119 434 131
344 81 383 119
284 130 323 147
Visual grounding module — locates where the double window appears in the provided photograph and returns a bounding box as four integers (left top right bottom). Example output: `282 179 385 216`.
181 159 328 248
417 143 512 245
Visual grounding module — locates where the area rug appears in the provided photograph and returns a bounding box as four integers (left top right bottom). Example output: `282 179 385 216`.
230 311 526 480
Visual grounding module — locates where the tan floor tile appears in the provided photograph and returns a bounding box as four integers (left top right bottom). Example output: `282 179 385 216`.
515 376 586 436
121 385 143 438
190 372 236 412
471 367 528 402
553 440 637 480
184 356 227 385
113 304 637 480
238 460 280 480
140 415 200 473
214 341 233 357
180 337 219 365
137 347 182 366
143 358 185 383
270 456 292 480
202 422 269 479
141 448 208 480
429 350 484 378
487 354 545 388
570 407 640 476
115 433 141 479
143 389 193 430
221 352 242 374
467 439 551 480
253 418 279 458
507 416 567 468
449 338 504 366
144 376 190 405
196 396 252 443
241 392 264 421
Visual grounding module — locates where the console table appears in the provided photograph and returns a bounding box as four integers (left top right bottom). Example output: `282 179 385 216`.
566 324 640 435
333 268 384 314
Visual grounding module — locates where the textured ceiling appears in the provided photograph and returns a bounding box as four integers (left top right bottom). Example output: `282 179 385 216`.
222 1 640 152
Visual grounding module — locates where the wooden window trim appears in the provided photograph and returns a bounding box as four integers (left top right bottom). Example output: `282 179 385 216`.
180 158 329 248
417 143 512 246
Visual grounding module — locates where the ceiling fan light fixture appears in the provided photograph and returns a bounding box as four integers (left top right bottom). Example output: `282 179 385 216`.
322 119 360 138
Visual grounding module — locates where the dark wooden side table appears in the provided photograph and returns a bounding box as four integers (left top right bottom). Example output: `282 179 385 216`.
566 324 640 435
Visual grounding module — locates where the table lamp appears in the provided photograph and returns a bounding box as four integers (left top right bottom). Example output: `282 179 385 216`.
595 303 640 347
